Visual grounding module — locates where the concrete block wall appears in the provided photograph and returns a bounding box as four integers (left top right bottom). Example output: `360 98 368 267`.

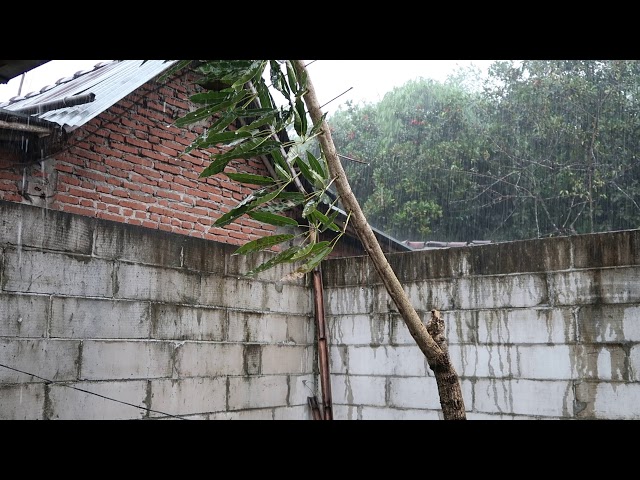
321 230 640 419
0 201 316 420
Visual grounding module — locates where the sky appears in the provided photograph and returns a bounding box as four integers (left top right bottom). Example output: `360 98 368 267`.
0 59 495 109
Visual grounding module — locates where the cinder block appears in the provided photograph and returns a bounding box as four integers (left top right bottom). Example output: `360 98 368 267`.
579 304 640 342
149 376 227 418
47 380 148 420
0 384 45 420
274 405 313 420
219 278 311 314
3 249 113 297
403 280 457 311
115 263 201 303
347 345 428 376
549 267 640 306
576 381 640 419
324 286 373 315
260 345 314 375
288 374 317 407
0 202 94 254
0 339 80 383
0 293 49 337
210 409 274 420
175 342 243 377
331 374 386 407
360 406 441 420
327 313 391 346
94 220 183 267
81 340 173 380
228 375 289 410
150 303 224 341
474 378 574 417
477 307 576 344
457 273 548 309
228 311 288 344
389 377 442 410
51 297 150 339
629 345 640 382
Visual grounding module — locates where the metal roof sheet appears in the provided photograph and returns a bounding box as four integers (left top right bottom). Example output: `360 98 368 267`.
0 60 178 132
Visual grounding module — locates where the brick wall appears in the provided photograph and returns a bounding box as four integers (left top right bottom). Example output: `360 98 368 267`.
0 68 278 248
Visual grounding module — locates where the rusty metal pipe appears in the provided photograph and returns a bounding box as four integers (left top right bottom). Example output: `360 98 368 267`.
312 267 333 420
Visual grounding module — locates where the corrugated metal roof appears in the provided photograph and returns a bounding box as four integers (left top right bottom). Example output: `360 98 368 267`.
0 60 178 132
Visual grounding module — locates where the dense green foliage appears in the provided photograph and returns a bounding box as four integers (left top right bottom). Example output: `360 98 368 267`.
171 60 343 277
328 60 640 242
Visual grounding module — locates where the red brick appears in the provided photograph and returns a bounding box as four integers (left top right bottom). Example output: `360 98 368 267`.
98 211 123 222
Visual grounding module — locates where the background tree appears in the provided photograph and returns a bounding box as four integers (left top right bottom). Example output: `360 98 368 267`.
327 60 640 243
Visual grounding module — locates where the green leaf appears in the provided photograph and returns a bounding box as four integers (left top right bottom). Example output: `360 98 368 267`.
274 163 291 182
248 210 299 227
226 173 276 186
309 209 341 232
200 157 232 178
306 151 326 178
212 138 281 165
174 104 224 127
174 90 248 127
189 90 236 105
293 97 307 137
278 191 306 203
213 185 281 227
302 199 318 218
286 244 333 277
206 111 239 135
286 62 299 95
213 204 251 227
290 241 331 261
236 111 279 132
234 234 295 255
230 61 267 90
293 156 317 186
204 130 252 145
245 245 301 276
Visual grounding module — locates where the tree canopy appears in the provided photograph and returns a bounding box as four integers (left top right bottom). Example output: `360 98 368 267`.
328 60 640 242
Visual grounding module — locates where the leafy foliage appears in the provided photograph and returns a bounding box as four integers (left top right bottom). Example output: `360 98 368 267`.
173 60 347 277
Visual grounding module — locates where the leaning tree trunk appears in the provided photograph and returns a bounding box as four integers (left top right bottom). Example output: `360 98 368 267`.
293 60 466 420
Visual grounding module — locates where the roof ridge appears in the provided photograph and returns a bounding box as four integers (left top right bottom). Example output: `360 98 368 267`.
0 60 116 108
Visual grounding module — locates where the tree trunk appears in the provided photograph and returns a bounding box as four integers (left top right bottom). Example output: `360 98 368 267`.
293 60 466 420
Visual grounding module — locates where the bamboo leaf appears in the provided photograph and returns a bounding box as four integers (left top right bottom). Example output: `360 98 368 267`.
245 245 302 276
274 163 291 182
310 209 341 232
294 97 308 137
306 150 326 178
302 199 318 218
226 173 275 186
248 210 299 227
286 61 299 95
213 204 251 227
233 233 295 255
293 156 315 185
290 241 331 261
282 244 333 280
200 157 232 178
